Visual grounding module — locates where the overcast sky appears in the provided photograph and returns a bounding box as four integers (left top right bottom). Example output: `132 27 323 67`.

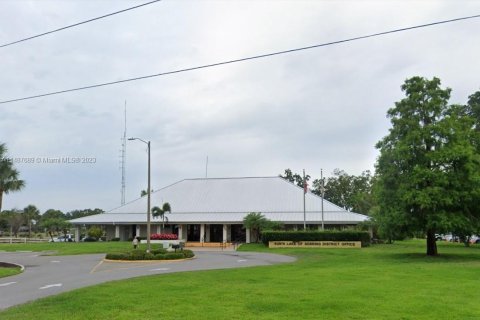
1 0 479 213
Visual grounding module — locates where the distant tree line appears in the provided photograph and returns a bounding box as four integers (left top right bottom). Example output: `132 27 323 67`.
0 206 104 239
280 168 375 215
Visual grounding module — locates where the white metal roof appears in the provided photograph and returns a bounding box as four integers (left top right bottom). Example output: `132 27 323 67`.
70 177 369 225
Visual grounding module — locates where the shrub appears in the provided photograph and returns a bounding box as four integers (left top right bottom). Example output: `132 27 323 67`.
150 233 178 240
87 226 103 240
105 249 194 261
151 248 168 255
261 231 371 247
128 249 147 260
105 252 127 260
110 237 120 242
164 253 184 260
143 253 155 260
182 249 194 258
154 253 166 260
83 237 97 242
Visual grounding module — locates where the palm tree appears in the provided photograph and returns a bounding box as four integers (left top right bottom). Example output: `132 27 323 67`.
23 204 40 237
243 212 268 243
0 143 25 212
151 202 171 233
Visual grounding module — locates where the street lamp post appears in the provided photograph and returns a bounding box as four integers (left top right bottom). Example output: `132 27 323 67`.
128 137 152 253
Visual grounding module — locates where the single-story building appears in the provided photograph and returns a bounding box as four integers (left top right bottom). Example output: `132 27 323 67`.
69 176 369 243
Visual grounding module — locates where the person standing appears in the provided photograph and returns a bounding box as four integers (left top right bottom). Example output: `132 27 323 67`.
132 237 139 249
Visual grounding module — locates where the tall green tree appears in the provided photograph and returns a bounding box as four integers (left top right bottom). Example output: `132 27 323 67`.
375 77 480 256
311 169 374 214
3 209 23 237
23 204 40 237
279 169 310 188
0 143 25 212
41 209 65 220
151 202 171 232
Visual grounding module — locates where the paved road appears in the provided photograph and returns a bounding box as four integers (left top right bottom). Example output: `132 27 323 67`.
0 250 295 310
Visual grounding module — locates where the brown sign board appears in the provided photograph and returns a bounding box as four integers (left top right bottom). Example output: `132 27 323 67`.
268 241 361 248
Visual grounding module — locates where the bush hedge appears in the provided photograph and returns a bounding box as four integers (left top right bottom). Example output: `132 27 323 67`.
261 231 371 246
105 249 195 261
150 233 178 240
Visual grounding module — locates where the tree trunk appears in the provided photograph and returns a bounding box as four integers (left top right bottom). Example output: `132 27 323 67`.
0 190 3 212
426 230 438 256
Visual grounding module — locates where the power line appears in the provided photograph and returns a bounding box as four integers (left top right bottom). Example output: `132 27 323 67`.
1 13 479 105
0 0 162 49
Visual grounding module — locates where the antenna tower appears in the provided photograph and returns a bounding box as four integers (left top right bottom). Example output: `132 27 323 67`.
120 101 127 205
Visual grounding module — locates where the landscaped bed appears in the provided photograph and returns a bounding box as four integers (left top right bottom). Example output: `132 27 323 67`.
105 248 194 261
0 266 21 278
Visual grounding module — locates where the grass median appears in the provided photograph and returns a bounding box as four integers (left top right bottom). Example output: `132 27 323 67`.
0 240 479 319
0 267 21 278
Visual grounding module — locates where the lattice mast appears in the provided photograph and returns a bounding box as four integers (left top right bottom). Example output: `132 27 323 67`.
120 101 127 205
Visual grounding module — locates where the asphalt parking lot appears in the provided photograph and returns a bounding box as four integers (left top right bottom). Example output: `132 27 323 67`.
0 250 295 310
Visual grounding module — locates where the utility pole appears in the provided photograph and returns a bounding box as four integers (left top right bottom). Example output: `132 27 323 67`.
128 137 152 253
321 168 325 231
205 156 208 178
147 140 151 253
303 169 306 230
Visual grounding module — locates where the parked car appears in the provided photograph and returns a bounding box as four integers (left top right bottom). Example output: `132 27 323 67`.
443 234 460 242
469 235 479 244
81 236 97 242
49 234 74 242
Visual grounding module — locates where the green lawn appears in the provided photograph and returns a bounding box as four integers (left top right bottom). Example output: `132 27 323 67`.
0 267 21 278
0 241 145 255
0 240 479 319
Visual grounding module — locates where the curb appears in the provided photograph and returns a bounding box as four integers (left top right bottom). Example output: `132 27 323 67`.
0 261 25 272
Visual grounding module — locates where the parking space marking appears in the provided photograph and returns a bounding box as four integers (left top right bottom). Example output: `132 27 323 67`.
0 282 17 287
237 259 247 262
50 260 61 263
149 267 170 271
39 283 62 290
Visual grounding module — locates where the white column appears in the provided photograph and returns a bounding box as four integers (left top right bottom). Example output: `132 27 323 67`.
136 225 141 237
156 225 161 234
200 224 205 243
246 228 251 244
205 225 210 242
115 225 120 238
74 226 80 242
178 225 183 240
179 225 187 240
223 224 228 243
